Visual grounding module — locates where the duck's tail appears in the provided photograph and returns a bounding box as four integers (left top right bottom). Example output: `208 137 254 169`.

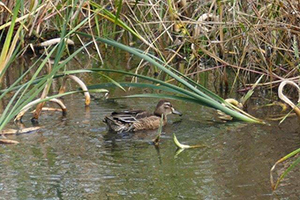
103 116 130 133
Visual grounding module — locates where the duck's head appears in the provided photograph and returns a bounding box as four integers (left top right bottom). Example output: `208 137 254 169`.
154 100 182 117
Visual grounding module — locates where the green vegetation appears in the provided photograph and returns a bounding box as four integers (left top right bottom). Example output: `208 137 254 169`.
270 148 300 190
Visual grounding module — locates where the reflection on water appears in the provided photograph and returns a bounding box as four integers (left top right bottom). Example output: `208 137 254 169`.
0 95 299 199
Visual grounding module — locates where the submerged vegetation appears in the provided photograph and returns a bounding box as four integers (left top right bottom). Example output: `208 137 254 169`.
0 0 299 191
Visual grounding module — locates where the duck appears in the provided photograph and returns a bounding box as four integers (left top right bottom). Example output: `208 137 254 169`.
103 100 182 133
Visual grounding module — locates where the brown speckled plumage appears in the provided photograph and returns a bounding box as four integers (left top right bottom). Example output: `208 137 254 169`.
103 100 182 133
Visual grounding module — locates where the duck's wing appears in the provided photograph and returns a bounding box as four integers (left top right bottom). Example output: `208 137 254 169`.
111 110 151 123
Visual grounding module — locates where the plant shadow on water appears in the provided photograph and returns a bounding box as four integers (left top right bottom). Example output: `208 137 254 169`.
0 94 299 199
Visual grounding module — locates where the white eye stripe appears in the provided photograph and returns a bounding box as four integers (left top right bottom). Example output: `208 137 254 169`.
163 102 171 106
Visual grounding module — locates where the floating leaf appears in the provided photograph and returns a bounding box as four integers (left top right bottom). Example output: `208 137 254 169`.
0 139 19 144
2 127 41 135
173 133 205 149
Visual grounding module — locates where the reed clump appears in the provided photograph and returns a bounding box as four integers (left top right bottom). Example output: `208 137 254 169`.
2 1 300 85
113 0 300 88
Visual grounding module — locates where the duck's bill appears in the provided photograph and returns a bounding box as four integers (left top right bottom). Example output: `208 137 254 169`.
172 109 182 116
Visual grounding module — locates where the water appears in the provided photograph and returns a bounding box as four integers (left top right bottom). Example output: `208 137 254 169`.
0 94 299 199
1 49 299 199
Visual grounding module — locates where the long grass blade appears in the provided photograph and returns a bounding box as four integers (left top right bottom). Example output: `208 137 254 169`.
75 33 263 123
0 1 21 80
270 148 300 190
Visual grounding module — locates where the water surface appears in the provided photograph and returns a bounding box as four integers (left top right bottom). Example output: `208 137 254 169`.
0 94 299 199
